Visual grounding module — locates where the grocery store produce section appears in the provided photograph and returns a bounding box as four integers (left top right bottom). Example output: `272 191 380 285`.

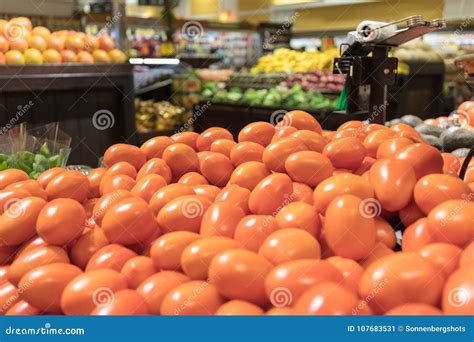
0 108 472 316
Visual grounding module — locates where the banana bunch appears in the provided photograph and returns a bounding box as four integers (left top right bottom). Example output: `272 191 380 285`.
251 48 340 74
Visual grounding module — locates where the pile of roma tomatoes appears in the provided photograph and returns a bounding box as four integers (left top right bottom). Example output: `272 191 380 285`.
0 110 472 316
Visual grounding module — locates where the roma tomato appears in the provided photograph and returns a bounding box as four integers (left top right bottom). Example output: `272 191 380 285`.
238 122 274 147
279 110 322 133
91 289 150 315
70 228 109 269
104 144 146 171
140 136 173 159
5 180 47 200
196 127 233 152
385 303 442 315
46 170 89 203
86 244 137 272
285 151 333 187
402 218 433 252
442 267 474 315
157 195 211 233
216 300 264 315
149 183 194 216
210 139 236 158
178 172 208 186
263 137 307 173
323 137 366 171
120 256 156 289
233 215 280 252
214 185 250 214
290 130 326 152
200 202 245 238
0 169 29 190
131 174 167 202
87 168 106 198
248 173 293 215
418 243 462 277
171 132 199 150
324 195 376 260
37 167 66 189
136 158 172 183
326 256 364 293
376 137 414 160
150 232 200 271
394 143 443 179
228 161 270 191
162 143 200 179
199 152 234 187
230 142 264 166
275 202 321 237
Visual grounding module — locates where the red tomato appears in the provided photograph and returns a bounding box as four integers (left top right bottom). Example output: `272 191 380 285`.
149 184 194 216
376 137 414 160
131 174 167 202
171 132 199 150
37 167 66 189
0 169 29 190
0 282 21 313
87 168 106 198
45 170 89 203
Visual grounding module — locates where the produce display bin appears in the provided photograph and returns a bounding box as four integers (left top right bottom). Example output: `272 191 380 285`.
192 102 370 138
0 64 136 166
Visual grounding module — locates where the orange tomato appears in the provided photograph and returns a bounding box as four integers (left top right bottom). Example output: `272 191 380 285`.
136 158 172 183
85 244 137 272
459 242 473 268
265 259 343 306
5 180 47 200
259 228 321 265
374 217 396 249
294 282 358 315
394 143 443 179
36 198 86 246
441 153 461 176
103 144 146 171
140 136 173 159
178 172 208 186
0 197 47 246
376 137 414 159
285 151 333 187
248 173 293 215
149 184 194 216
210 139 236 158
323 137 366 171
271 126 298 142
91 289 150 315
161 281 224 315
427 200 473 247
209 249 272 306
45 170 89 203
162 143 200 179
359 252 445 313
91 189 132 225
171 132 199 150
229 142 264 166
418 243 462 277
70 228 109 269
181 237 241 280
61 269 128 315
150 232 200 271
385 303 442 315
233 215 279 252
291 182 313 205
192 185 220 202
87 168 106 198
363 129 396 158
399 199 425 227
0 189 31 215
278 110 322 133
324 195 376 260
275 202 321 237
200 202 245 238
102 197 158 245
100 174 136 195
120 256 156 289
263 137 307 173
216 300 264 315
157 195 211 233
369 159 417 211
196 128 233 152
136 271 190 315
313 173 374 214
199 152 234 187
442 266 474 314
36 167 66 189
228 161 270 191
238 122 274 147
19 263 82 313
103 161 137 180
0 169 29 190
290 130 326 152
5 300 40 315
414 174 471 215
131 174 167 202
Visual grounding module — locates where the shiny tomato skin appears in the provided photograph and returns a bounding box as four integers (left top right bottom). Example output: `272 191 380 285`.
171 132 199 150
230 142 264 166
238 122 274 147
228 161 270 191
442 266 474 314
140 136 174 160
61 269 128 315
70 228 109 269
233 215 280 252
37 167 67 190
19 263 82 313
120 256 156 289
85 244 137 272
136 158 172 183
5 179 47 200
200 202 245 238
87 168 106 198
150 232 200 271
196 127 233 152
45 170 89 203
91 289 150 315
131 174 167 202
275 202 321 237
149 183 194 216
104 144 146 170
5 300 40 315
418 243 462 277
0 169 29 190
162 143 200 179
199 152 234 187
290 130 326 153
214 185 250 214
394 143 443 179
402 218 433 252
216 300 264 315
248 173 293 215
323 137 366 171
263 137 307 173
285 151 333 187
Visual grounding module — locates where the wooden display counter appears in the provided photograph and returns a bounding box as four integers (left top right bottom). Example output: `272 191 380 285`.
0 64 136 166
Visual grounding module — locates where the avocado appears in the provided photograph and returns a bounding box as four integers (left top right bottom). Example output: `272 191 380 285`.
415 124 444 137
421 134 442 150
439 120 460 129
401 115 423 127
441 128 474 152
385 118 401 127
451 148 470 158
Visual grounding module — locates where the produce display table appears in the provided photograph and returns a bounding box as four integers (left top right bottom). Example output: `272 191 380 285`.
0 64 136 166
192 102 370 138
